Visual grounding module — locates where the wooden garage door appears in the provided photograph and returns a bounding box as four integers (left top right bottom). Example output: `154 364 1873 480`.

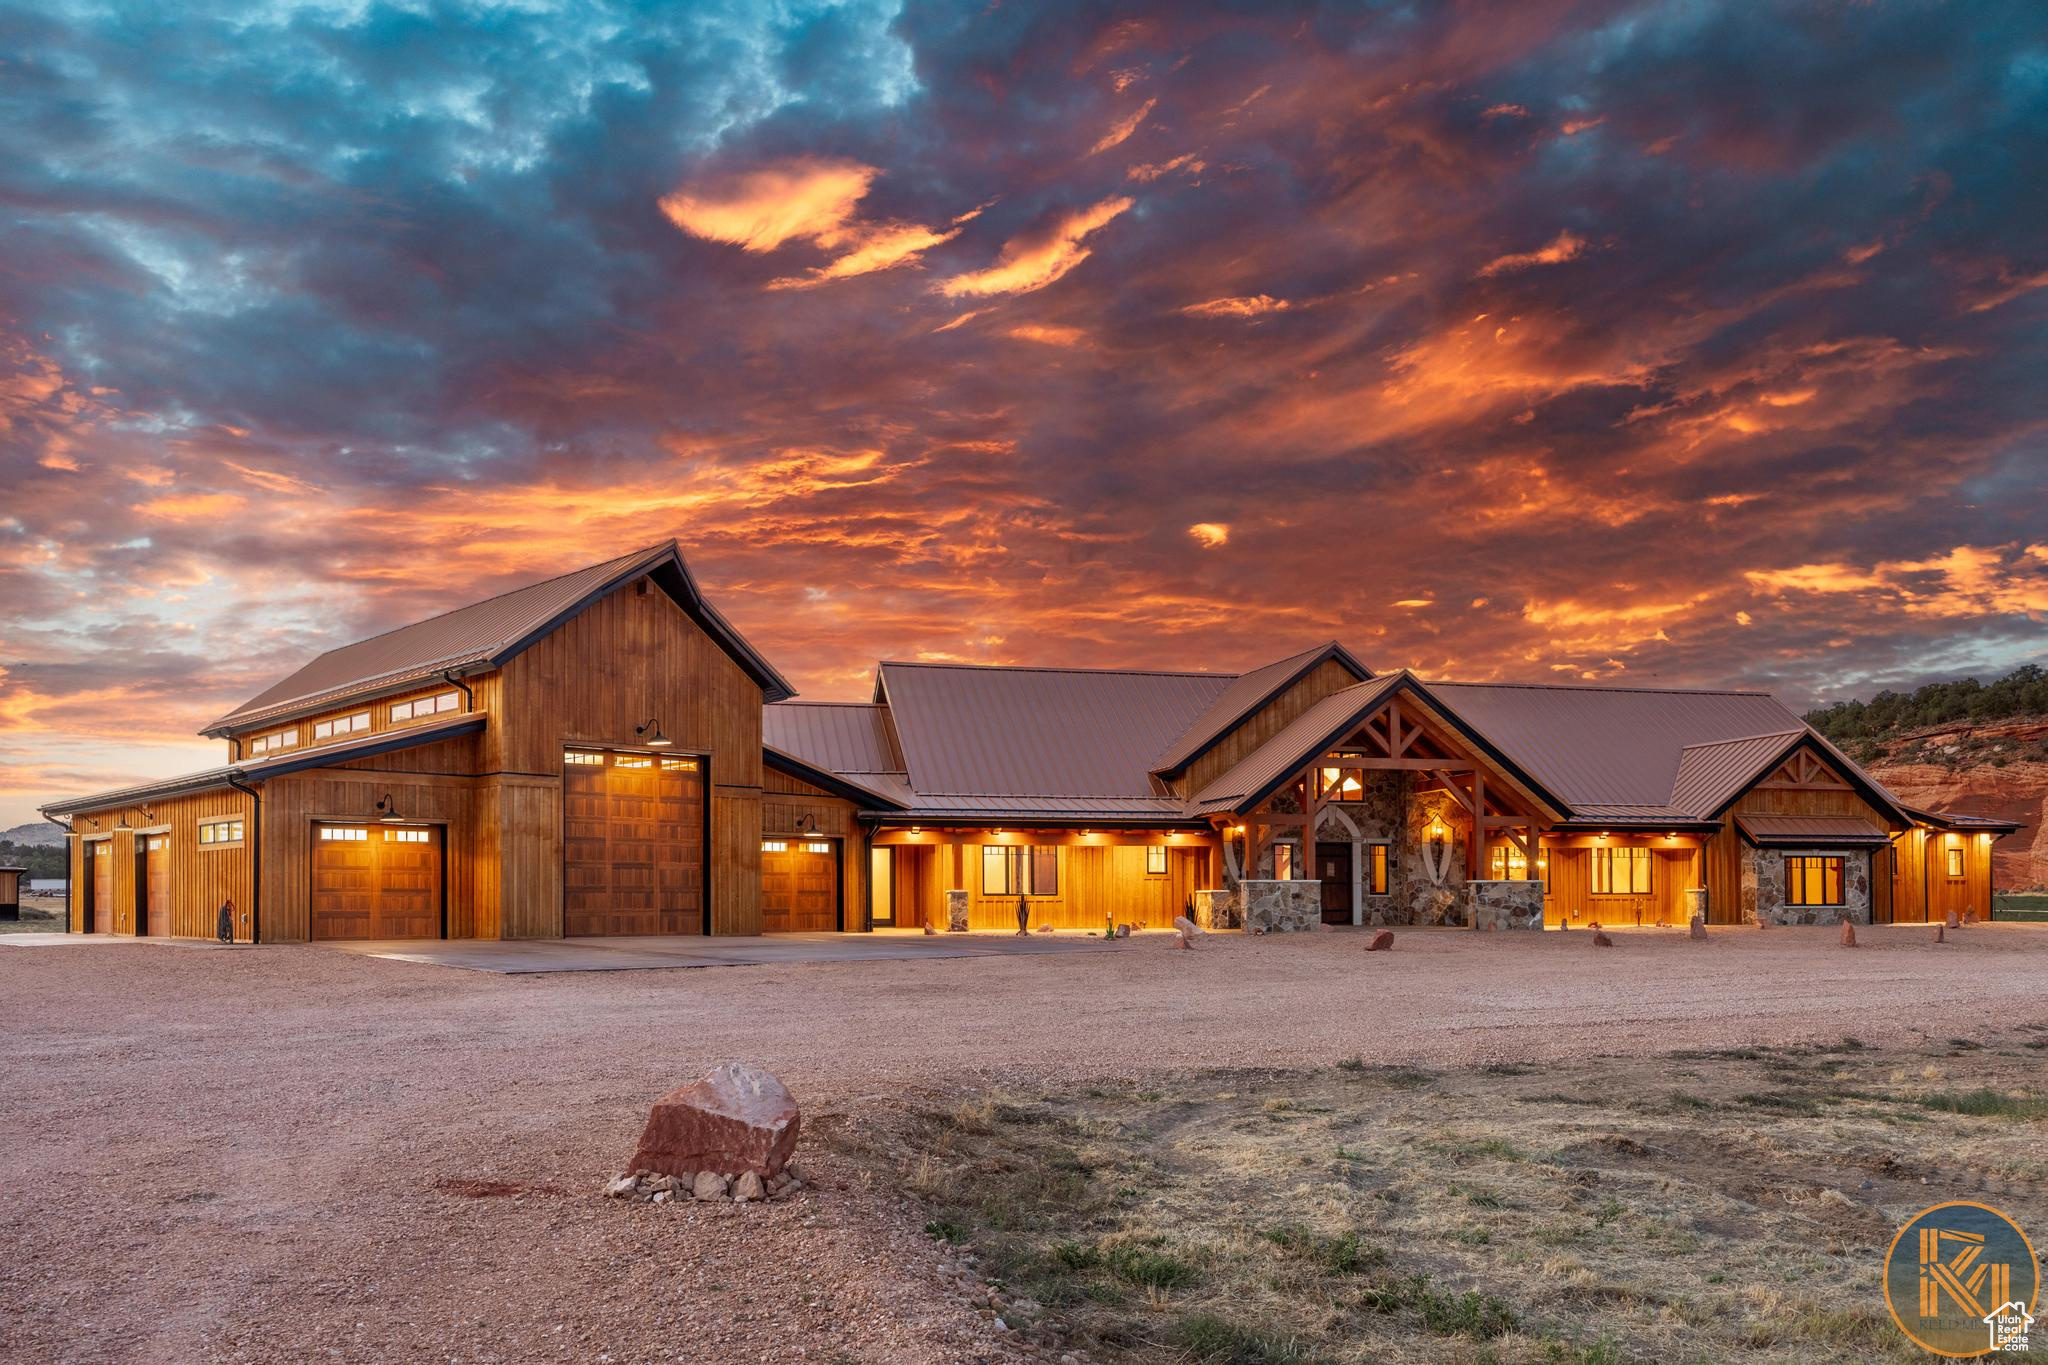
761 839 838 932
143 836 170 936
310 825 442 940
90 842 113 933
562 751 705 936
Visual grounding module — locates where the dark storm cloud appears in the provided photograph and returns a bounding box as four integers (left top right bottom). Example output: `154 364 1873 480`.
1 0 2045 820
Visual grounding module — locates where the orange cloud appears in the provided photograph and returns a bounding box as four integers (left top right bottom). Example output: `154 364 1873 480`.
1746 544 2048 619
658 159 876 252
1478 230 1585 277
1187 522 1229 548
1127 153 1205 183
938 197 1134 298
139 492 248 522
1181 294 1290 318
1007 323 1086 346
1089 97 1156 156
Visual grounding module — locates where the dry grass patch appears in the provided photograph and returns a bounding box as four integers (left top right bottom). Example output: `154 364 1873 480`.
828 1038 2048 1363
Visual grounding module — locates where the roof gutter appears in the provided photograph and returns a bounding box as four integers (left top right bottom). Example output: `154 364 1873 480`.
439 668 475 712
224 771 262 944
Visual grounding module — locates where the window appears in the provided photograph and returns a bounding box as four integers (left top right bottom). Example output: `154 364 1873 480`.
1946 845 1965 879
313 712 370 741
661 756 699 772
982 845 1058 896
615 755 652 769
1785 855 1845 906
564 750 604 766
1591 845 1650 895
390 691 461 723
385 828 430 843
762 839 789 853
246 728 297 757
1272 843 1294 880
802 840 832 854
317 826 366 842
1367 843 1389 895
200 818 245 846
1318 765 1367 802
1145 845 1168 876
147 836 167 852
1488 843 1533 881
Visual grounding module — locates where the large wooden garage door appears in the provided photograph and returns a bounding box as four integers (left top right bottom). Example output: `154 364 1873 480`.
311 824 443 940
562 750 705 936
143 835 170 936
90 841 113 933
761 838 838 932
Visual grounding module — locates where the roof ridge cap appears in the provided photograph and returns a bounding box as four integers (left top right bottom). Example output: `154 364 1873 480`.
1678 728 1806 752
878 659 1233 678
1431 678 1775 696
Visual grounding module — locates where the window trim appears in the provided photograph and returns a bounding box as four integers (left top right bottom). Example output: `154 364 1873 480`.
1366 842 1389 896
1590 845 1651 896
390 691 462 724
1945 845 1965 880
312 711 371 742
199 817 246 847
1784 854 1846 907
1144 845 1168 876
982 844 1059 897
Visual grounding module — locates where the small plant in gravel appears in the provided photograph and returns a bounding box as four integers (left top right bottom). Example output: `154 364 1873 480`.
925 1218 968 1243
1172 1313 1323 1364
1260 1225 1385 1275
1916 1088 2048 1118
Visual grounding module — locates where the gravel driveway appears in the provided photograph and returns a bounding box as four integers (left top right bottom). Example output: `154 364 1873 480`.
4 923 2043 1364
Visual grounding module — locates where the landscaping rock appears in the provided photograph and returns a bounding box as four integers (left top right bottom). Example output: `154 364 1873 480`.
1688 914 1707 941
693 1171 730 1201
1173 915 1201 942
1366 930 1394 952
1115 923 1131 938
604 1174 640 1199
732 1171 765 1202
628 1061 801 1181
1036 924 1054 932
1591 929 1614 948
923 924 936 935
1839 920 1857 948
1946 910 1961 929
1935 924 1946 943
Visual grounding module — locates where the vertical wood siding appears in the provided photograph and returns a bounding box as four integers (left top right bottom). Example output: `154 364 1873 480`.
1176 659 1365 799
762 768 867 931
65 791 257 939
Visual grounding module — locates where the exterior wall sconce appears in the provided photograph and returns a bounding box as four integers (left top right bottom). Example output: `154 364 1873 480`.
1427 817 1448 849
374 794 405 824
635 719 672 747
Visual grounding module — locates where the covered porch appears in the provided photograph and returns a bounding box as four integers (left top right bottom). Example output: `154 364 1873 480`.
867 826 1219 932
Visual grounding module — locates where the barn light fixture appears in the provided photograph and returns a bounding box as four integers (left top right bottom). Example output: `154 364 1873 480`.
635 719 672 747
374 794 405 824
1427 817 1448 848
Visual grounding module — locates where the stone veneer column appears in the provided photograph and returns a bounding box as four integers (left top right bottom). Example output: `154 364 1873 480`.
1682 887 1709 924
1239 880 1319 933
1192 888 1241 930
943 889 970 932
1461 880 1544 930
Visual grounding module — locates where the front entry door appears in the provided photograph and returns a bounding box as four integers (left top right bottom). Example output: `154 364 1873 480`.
1316 842 1352 924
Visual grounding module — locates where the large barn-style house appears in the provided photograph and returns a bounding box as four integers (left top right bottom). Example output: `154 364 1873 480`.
44 541 2017 942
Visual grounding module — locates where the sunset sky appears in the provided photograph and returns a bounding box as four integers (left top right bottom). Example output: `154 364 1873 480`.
4 0 2046 826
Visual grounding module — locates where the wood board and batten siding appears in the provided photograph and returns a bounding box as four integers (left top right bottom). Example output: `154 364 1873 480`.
67 788 256 939
489 578 767 937
763 766 867 932
1174 659 1366 800
1698 749 1895 925
1541 843 1700 929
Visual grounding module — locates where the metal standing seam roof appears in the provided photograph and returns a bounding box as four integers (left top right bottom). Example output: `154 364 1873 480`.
1186 675 1405 815
1901 804 2025 834
207 541 793 733
763 702 904 774
1734 813 1893 845
1427 682 1816 812
40 711 488 815
1149 641 1370 774
1667 731 1806 817
875 660 1235 801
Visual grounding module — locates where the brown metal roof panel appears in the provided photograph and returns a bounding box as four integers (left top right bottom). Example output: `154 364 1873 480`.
1667 731 1804 817
877 661 1233 799
1184 676 1404 815
1902 804 2025 833
1734 813 1892 846
1150 641 1370 774
1428 682 1812 809
210 542 794 731
763 702 905 774
41 712 487 815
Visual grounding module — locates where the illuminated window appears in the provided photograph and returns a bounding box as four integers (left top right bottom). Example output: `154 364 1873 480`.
200 819 245 846
1946 845 1965 879
313 712 370 741
391 691 460 723
762 840 789 853
983 845 1058 896
564 751 604 766
147 836 167 852
316 826 366 842
1367 843 1389 895
1489 844 1532 880
247 728 298 757
803 840 832 854
1591 846 1650 895
92 841 111 858
1272 843 1294 880
661 756 699 772
1319 765 1366 802
1785 856 1844 906
1145 846 1167 875
385 828 430 843
615 755 653 769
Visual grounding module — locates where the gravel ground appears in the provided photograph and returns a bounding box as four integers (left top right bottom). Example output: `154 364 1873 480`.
3 923 2044 1364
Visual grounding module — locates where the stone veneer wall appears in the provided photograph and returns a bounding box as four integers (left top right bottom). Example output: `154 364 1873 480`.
1192 888 1240 931
1462 880 1545 930
1239 880 1320 933
1750 848 1873 926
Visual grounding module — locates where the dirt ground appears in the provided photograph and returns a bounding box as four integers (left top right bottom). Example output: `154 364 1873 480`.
3 923 2046 1364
